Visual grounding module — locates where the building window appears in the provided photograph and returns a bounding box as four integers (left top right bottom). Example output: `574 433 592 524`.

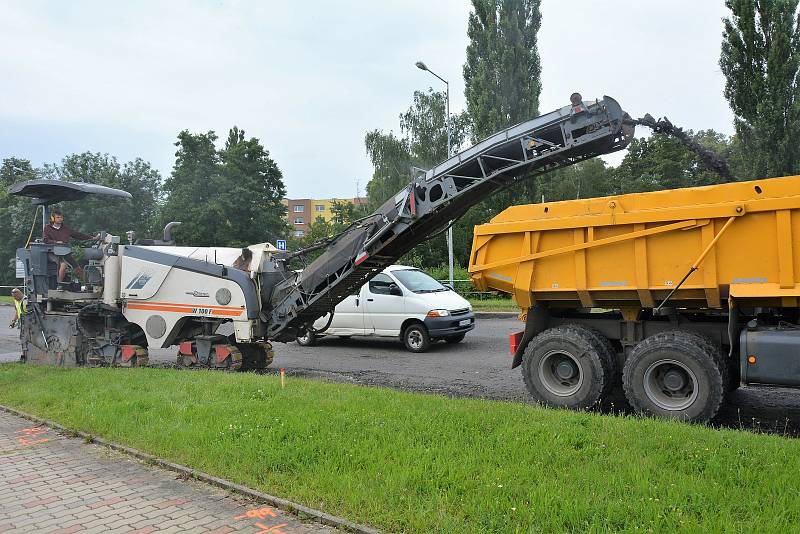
315 204 325 212
294 230 305 237
293 205 304 212
294 217 304 224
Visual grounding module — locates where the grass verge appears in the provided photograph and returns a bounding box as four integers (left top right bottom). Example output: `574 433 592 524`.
1 365 799 532
469 297 518 312
0 296 14 305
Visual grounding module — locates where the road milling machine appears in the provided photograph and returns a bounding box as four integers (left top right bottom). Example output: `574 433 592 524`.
14 94 634 369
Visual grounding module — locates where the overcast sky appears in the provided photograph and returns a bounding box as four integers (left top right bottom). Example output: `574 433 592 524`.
1 1 733 199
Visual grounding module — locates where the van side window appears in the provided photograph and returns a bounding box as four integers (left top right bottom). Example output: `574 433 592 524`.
368 274 395 295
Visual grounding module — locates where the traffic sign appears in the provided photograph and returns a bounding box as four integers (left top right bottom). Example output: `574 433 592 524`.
276 239 287 251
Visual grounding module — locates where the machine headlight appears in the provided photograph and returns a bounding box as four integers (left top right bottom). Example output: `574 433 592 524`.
426 309 450 317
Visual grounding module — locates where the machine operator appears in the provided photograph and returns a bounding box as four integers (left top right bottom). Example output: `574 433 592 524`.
43 208 99 285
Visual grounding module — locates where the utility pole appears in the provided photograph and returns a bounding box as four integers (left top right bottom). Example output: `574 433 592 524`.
415 60 454 289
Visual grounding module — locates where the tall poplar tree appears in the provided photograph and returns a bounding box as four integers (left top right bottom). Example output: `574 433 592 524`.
463 0 542 139
459 0 544 258
720 0 800 178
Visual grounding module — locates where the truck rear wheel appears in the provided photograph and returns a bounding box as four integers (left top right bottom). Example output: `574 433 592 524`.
521 325 617 410
581 327 619 396
623 331 724 423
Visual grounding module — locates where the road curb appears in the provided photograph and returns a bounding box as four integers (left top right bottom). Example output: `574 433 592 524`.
475 311 518 319
0 403 381 534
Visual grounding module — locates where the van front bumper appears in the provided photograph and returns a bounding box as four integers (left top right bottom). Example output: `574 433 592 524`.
424 312 476 338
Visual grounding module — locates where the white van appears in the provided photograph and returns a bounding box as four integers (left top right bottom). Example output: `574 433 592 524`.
296 265 476 352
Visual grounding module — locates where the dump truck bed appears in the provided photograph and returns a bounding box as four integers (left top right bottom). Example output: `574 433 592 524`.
469 176 800 311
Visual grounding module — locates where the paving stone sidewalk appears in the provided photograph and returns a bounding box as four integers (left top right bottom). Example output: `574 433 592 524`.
0 410 341 533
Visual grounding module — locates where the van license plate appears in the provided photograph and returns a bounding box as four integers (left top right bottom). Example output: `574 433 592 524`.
458 319 471 327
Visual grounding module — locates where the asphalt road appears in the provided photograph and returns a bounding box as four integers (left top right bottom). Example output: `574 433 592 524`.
3 305 800 436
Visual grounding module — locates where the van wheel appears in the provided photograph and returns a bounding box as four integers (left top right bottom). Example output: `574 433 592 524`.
296 329 317 347
521 325 616 410
623 330 724 423
444 334 466 344
403 323 430 353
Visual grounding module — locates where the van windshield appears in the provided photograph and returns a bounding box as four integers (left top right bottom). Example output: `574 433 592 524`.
392 269 448 293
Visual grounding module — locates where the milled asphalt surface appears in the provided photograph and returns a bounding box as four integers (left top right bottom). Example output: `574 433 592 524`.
3 305 800 435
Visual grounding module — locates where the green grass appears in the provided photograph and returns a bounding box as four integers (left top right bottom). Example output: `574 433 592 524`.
1 365 799 532
469 297 518 312
0 296 14 305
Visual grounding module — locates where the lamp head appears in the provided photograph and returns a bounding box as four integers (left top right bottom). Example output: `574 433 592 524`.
415 61 428 71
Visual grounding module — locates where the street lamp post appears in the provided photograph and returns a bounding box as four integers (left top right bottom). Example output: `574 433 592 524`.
415 61 455 290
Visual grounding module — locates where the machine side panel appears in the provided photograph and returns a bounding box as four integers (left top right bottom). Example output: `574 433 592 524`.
122 246 258 319
121 266 249 348
120 255 174 299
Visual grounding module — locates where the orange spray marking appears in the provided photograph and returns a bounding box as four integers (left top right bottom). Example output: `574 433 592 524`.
234 507 278 521
254 522 288 534
15 427 49 445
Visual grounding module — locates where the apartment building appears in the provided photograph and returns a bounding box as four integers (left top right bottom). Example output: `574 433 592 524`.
282 197 368 237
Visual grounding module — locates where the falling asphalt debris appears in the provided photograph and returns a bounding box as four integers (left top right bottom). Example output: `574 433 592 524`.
629 113 737 182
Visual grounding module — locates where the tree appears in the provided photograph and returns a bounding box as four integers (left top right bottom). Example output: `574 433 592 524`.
291 216 334 253
366 90 470 213
364 130 412 213
160 127 287 248
720 0 800 178
218 127 287 247
538 159 615 202
44 152 162 239
330 199 357 227
0 158 39 285
159 131 221 246
463 0 542 139
364 89 470 267
458 0 544 261
399 89 471 164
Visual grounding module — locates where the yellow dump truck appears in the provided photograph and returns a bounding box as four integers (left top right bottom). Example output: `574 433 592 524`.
469 175 800 422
